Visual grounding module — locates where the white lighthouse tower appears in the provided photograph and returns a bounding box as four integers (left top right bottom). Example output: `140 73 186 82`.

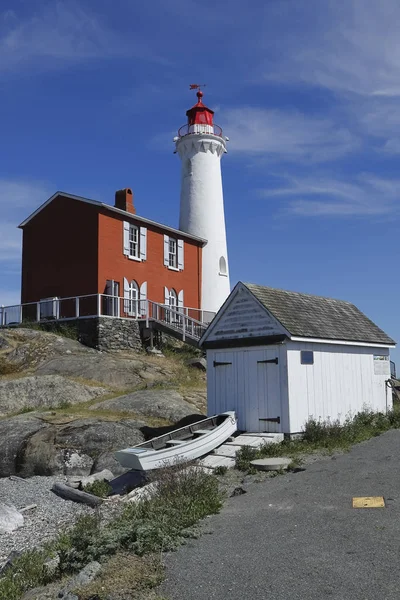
175 88 230 315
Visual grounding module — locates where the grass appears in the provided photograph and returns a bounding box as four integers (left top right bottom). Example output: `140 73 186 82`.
0 463 222 600
235 408 400 471
76 553 164 600
17 321 79 341
0 356 22 376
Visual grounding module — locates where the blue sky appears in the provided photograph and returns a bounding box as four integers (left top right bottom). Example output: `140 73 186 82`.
0 0 399 363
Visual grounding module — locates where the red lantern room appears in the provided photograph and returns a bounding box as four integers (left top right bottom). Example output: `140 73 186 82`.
178 89 223 138
186 90 214 127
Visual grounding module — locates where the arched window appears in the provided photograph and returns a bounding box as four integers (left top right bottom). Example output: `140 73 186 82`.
128 280 139 315
219 256 227 276
169 288 177 310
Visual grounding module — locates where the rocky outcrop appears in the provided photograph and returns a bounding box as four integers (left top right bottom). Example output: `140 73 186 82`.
35 355 169 389
0 375 107 417
89 389 203 422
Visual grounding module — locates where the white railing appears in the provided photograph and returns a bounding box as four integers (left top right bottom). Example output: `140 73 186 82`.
0 294 215 341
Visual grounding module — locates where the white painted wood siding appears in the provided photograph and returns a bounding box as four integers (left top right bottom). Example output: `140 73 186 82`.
204 286 286 344
207 345 289 433
286 341 392 433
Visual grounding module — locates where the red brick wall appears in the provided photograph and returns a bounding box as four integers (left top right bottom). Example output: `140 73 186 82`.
21 196 98 303
98 210 202 309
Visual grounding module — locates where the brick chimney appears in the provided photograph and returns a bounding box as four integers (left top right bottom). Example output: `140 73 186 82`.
115 188 135 214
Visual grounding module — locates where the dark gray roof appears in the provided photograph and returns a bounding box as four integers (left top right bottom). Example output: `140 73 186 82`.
244 283 395 345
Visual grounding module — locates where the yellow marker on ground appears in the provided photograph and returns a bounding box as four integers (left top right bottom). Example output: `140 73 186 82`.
352 497 385 508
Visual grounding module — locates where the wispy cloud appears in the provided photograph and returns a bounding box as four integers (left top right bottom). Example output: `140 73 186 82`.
264 0 400 98
260 174 400 217
0 2 167 73
223 107 357 163
0 179 52 262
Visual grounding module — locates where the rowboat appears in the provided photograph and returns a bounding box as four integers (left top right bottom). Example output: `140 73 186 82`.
115 411 237 471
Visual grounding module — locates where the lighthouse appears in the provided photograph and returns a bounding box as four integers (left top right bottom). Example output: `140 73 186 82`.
175 88 230 315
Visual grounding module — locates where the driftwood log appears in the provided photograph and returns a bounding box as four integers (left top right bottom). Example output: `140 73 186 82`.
51 482 103 508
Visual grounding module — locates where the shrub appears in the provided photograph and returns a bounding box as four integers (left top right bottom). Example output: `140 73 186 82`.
0 549 52 600
83 480 112 498
235 445 258 471
214 465 228 475
56 463 222 573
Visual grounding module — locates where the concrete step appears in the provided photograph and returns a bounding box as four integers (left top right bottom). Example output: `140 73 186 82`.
198 455 236 470
212 444 238 458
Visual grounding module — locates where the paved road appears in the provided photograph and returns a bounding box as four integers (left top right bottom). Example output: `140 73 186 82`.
162 430 400 600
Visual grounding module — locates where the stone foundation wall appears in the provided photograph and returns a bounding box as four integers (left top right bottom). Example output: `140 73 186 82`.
36 317 143 352
79 317 142 352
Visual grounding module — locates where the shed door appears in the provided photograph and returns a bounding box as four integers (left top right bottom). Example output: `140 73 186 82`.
212 347 281 433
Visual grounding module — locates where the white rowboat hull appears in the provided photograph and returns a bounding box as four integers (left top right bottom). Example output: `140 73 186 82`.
115 411 237 471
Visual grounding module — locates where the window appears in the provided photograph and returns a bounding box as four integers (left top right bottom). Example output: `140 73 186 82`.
164 235 184 270
169 288 177 310
301 350 314 365
219 256 227 276
123 222 147 261
169 237 178 268
129 224 139 258
124 279 139 316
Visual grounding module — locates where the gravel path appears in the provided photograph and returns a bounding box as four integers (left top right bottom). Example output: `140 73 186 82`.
162 430 400 600
0 476 94 563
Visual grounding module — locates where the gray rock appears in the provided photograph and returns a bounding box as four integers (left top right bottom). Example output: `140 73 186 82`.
0 414 47 477
0 334 9 349
59 561 101 598
0 375 107 417
187 357 207 371
89 389 202 422
4 415 145 477
36 355 146 389
0 503 24 533
68 468 114 489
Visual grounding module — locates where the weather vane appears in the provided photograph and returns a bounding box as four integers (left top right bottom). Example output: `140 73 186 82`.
189 84 206 91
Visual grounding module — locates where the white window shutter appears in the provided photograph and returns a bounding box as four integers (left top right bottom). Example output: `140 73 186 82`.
164 235 169 266
140 281 147 315
123 277 129 314
178 289 184 309
177 239 184 270
140 227 147 261
123 222 130 256
164 286 169 305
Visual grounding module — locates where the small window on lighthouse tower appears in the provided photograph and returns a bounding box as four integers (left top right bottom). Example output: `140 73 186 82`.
219 256 227 276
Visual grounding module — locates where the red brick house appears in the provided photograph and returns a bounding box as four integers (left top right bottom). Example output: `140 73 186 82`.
18 188 206 322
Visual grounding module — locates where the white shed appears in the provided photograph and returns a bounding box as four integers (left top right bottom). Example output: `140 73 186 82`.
200 282 396 435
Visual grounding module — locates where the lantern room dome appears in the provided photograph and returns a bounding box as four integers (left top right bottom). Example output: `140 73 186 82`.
178 90 223 138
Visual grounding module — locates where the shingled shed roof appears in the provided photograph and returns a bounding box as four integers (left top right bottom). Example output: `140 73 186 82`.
244 283 395 345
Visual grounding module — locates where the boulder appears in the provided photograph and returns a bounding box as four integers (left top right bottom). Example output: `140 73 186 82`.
16 418 145 477
0 375 107 417
89 389 202 422
187 357 207 371
0 504 24 533
0 414 48 477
